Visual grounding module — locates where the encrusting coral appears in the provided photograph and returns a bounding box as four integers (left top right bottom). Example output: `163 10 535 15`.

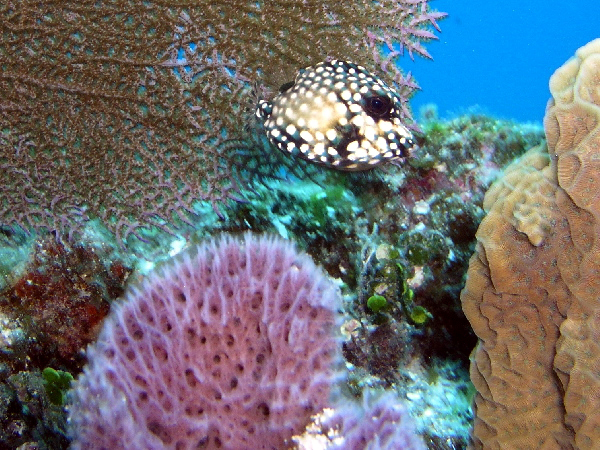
0 236 130 371
0 0 444 245
461 38 600 449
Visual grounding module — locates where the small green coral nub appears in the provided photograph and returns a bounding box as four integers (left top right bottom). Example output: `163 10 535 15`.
410 305 433 325
367 294 388 313
42 367 74 406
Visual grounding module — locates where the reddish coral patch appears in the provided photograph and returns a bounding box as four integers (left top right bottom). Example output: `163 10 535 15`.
0 237 131 371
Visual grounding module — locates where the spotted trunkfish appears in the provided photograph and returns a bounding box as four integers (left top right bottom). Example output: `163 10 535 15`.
255 60 417 171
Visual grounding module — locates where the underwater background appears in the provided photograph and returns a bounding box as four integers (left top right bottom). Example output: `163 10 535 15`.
411 0 600 122
1 1 599 448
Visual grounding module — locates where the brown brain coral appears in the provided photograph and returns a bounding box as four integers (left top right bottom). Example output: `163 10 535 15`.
461 38 600 449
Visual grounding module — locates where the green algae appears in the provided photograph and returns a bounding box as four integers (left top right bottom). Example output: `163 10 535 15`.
367 294 388 313
42 368 73 406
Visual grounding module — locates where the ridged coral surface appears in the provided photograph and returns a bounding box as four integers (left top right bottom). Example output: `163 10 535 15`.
461 38 600 449
0 0 444 243
68 233 342 449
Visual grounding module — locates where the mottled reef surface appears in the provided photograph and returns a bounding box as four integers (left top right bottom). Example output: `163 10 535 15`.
0 112 544 449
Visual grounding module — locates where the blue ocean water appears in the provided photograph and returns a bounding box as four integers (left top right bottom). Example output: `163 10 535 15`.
408 1 600 123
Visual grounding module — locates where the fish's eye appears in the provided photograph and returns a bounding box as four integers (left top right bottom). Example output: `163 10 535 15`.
365 95 392 118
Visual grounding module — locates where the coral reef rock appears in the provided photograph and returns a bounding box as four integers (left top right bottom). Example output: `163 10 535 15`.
461 38 600 449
